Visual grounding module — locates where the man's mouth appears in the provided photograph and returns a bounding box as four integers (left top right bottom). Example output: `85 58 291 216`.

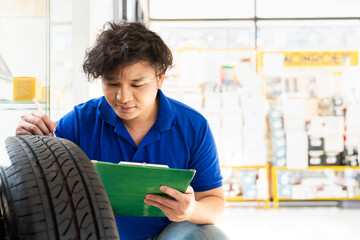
118 105 135 112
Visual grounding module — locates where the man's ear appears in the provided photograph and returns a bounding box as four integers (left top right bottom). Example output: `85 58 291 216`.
157 71 165 88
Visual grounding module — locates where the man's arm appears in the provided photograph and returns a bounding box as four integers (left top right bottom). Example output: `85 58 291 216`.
191 186 225 224
144 186 225 224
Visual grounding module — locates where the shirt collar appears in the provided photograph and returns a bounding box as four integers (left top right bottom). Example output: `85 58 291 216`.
98 96 119 127
156 89 177 132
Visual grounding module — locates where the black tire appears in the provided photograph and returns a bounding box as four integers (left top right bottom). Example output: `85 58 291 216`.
0 135 119 240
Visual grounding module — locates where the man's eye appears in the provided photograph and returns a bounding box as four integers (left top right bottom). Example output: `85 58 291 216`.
105 82 117 87
132 84 144 88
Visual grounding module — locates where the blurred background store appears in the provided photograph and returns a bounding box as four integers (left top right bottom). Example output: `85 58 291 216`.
1 0 360 239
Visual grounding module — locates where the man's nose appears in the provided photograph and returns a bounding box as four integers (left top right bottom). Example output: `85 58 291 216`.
116 86 133 103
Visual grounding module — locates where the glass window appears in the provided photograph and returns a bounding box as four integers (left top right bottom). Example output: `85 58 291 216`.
51 0 72 22
50 24 74 119
257 20 360 50
257 0 360 18
150 21 255 49
149 0 255 19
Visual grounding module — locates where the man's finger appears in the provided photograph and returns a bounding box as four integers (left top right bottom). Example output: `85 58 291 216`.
31 111 57 132
15 127 33 136
159 186 184 201
144 198 173 214
145 193 178 209
25 114 52 135
20 120 44 135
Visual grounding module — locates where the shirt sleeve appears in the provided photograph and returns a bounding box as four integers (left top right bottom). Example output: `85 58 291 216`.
189 120 223 192
55 108 80 146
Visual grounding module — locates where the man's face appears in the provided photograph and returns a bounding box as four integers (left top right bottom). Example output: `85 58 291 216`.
102 61 164 124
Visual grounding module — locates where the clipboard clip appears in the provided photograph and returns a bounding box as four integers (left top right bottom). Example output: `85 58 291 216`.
119 161 169 168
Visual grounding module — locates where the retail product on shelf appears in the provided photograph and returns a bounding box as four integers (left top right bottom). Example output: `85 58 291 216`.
344 105 360 165
13 76 42 101
307 114 346 166
221 110 243 166
318 96 344 117
281 93 308 169
269 108 286 167
222 165 270 209
272 166 360 208
286 132 308 168
241 87 267 166
344 147 359 166
308 136 326 166
220 65 240 85
200 80 267 166
276 170 294 197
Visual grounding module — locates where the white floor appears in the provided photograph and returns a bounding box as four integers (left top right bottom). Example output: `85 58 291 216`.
217 205 360 240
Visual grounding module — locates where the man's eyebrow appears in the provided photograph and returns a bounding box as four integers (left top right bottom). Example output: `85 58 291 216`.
131 77 146 82
103 76 116 81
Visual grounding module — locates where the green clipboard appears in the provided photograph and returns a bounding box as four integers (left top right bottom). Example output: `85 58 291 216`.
92 161 196 217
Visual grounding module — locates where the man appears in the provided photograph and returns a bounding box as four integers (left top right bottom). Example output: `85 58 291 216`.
16 21 229 240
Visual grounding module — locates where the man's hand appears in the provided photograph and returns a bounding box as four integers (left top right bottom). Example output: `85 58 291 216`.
16 110 57 136
144 186 196 222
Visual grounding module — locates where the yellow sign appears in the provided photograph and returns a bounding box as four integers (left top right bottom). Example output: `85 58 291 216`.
283 51 358 67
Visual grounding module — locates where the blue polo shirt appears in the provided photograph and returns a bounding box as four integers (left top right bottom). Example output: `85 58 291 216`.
55 90 223 240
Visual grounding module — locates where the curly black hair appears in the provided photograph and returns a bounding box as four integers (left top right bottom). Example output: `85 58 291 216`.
83 21 173 81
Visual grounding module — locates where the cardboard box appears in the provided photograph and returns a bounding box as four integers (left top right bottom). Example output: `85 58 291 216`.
308 150 326 166
203 91 221 110
308 116 345 137
243 131 267 165
221 141 244 166
345 105 360 131
242 109 266 130
344 147 359 166
308 137 324 151
332 96 343 106
221 111 243 131
323 152 343 166
318 97 334 116
221 88 241 110
286 132 308 169
182 89 203 110
240 88 263 108
306 98 319 118
284 117 306 132
322 116 345 135
334 106 344 116
345 132 359 147
281 93 306 119
308 117 325 137
324 134 344 153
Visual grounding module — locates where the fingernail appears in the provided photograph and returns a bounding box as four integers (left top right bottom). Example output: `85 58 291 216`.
160 186 165 191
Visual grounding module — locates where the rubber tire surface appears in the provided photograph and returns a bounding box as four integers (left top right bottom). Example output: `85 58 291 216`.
0 135 119 240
